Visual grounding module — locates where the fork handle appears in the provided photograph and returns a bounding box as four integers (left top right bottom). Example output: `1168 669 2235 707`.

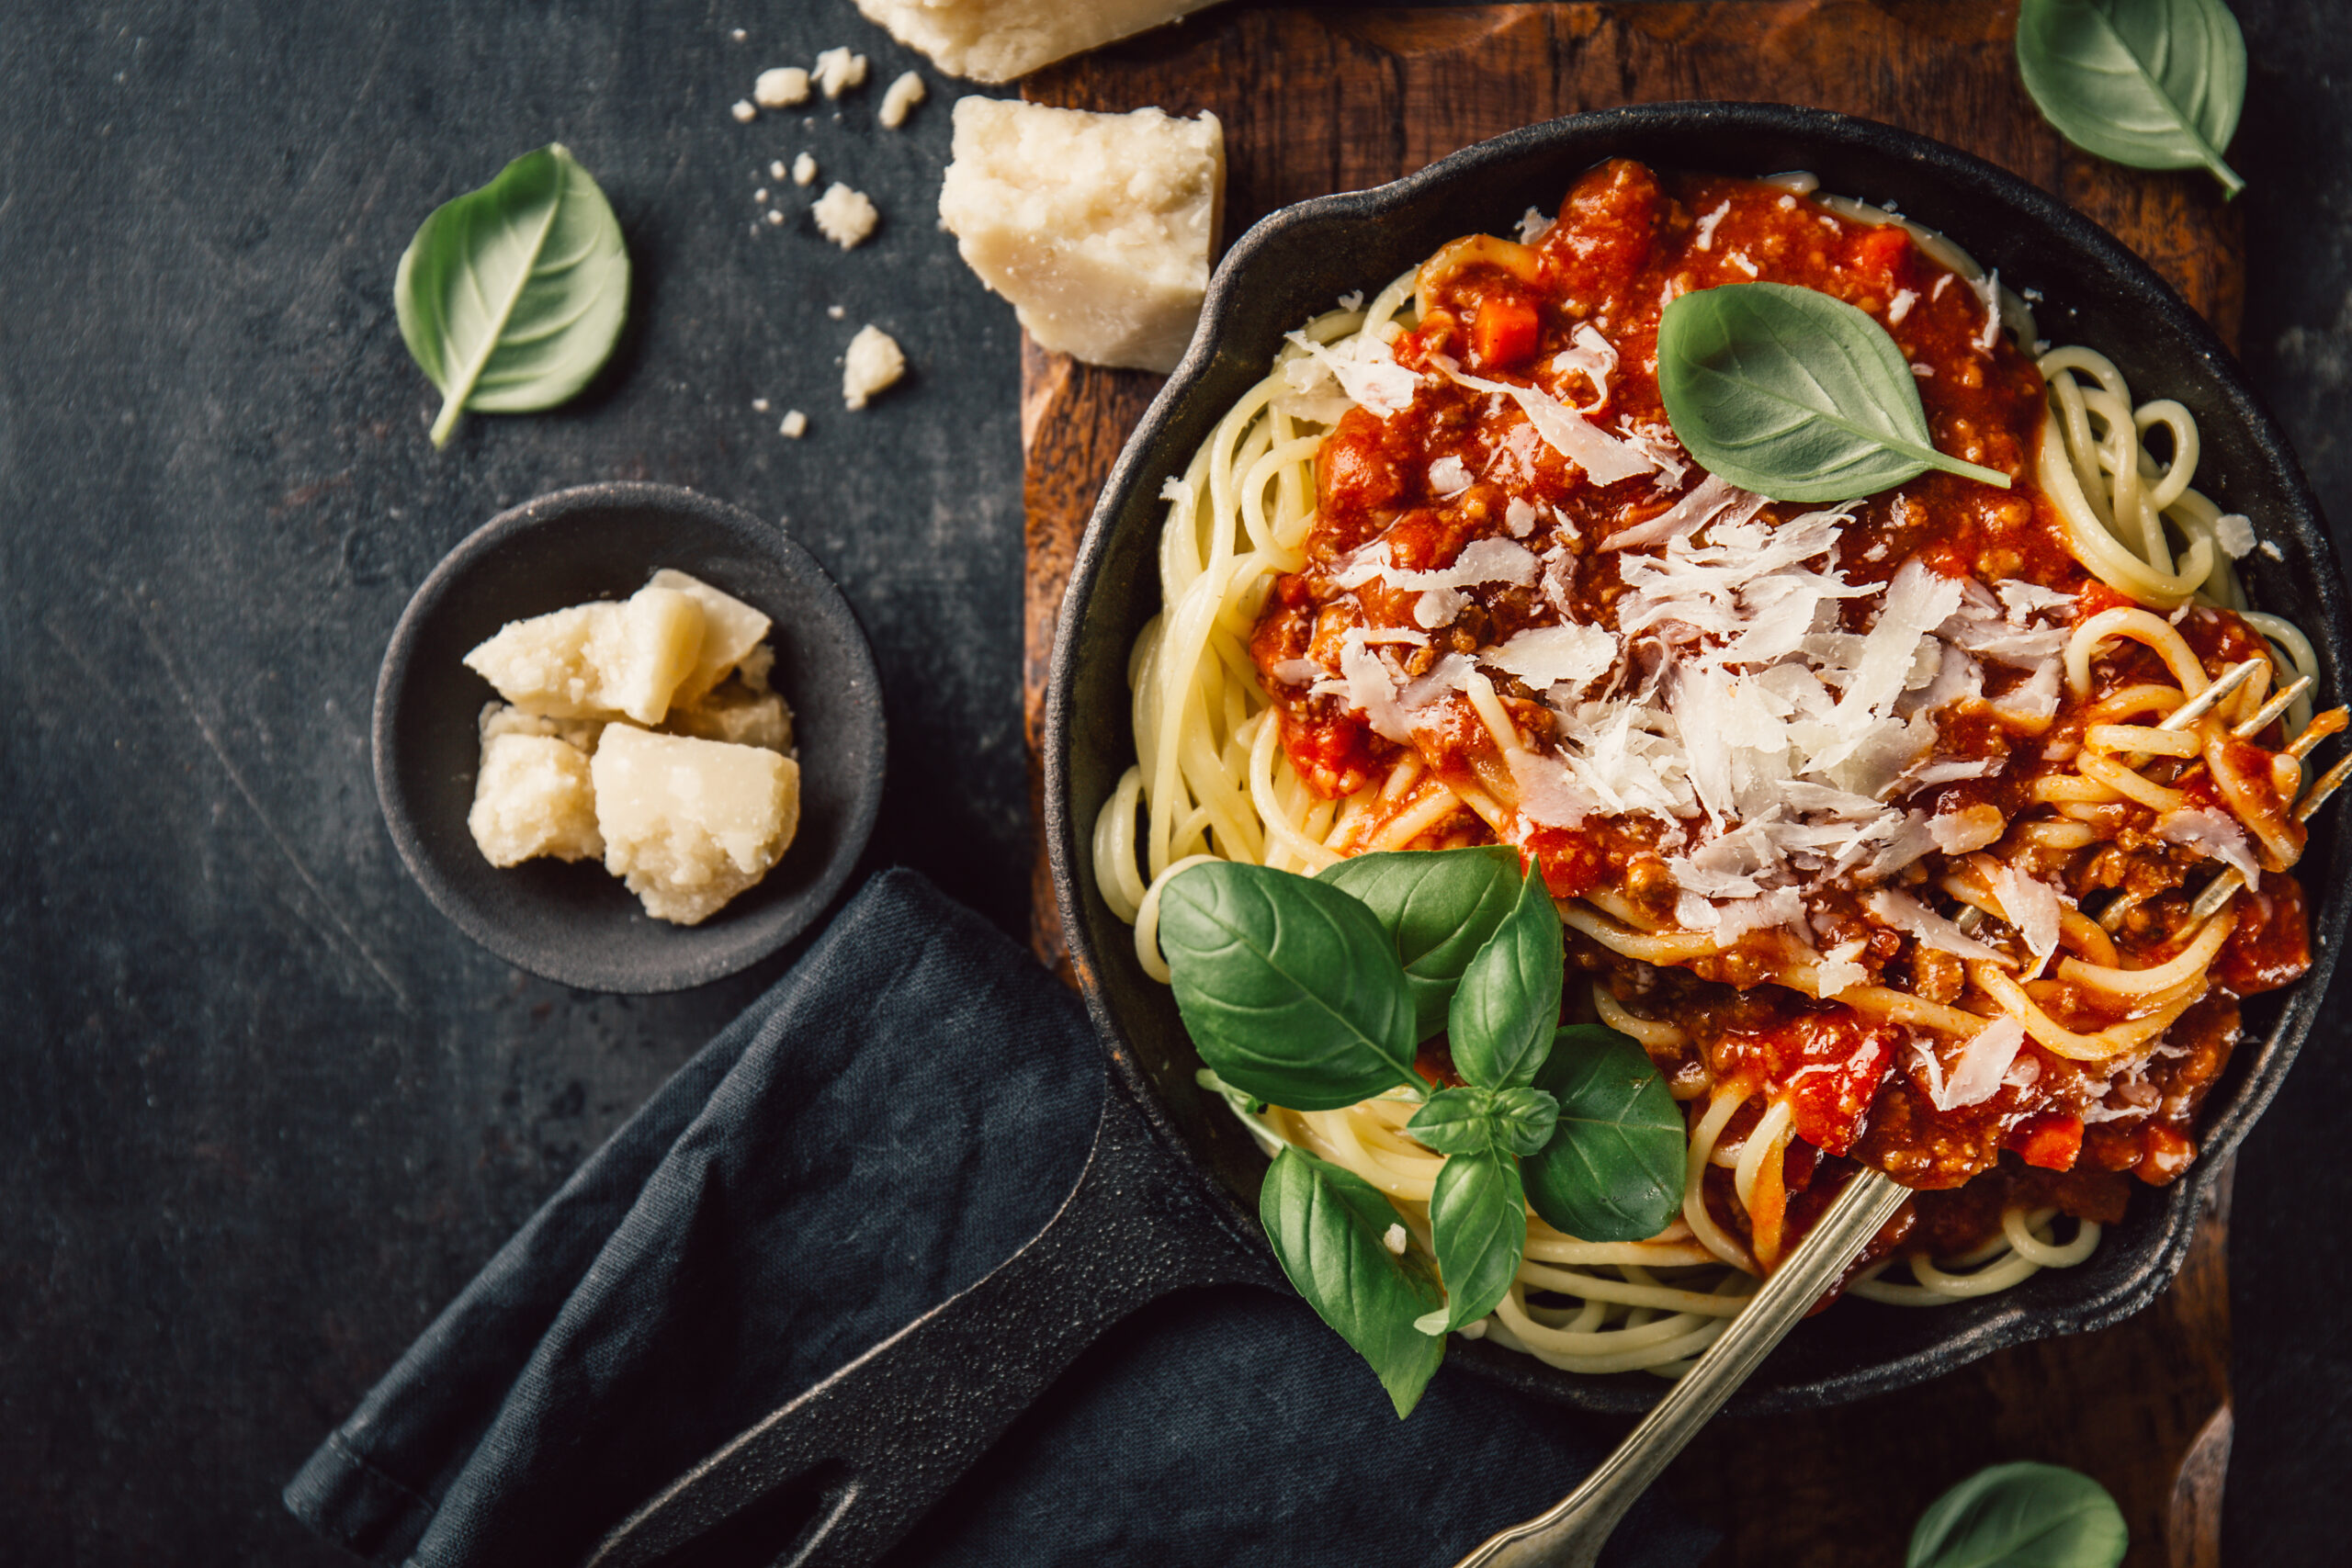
1452 1168 1911 1568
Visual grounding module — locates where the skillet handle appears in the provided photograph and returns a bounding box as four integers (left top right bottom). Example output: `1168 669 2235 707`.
582 1074 1278 1568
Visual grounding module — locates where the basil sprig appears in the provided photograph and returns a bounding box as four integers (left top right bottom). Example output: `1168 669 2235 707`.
1159 851 1686 1415
396 143 631 448
1908 1462 2128 1568
1657 282 2013 503
2018 0 2245 197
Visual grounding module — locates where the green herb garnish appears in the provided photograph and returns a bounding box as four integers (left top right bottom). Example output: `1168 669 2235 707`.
395 143 630 448
1158 851 1684 1415
1657 281 2012 503
1909 1461 2129 1568
2018 0 2246 197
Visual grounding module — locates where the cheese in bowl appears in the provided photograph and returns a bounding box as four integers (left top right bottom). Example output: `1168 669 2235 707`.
463 569 799 925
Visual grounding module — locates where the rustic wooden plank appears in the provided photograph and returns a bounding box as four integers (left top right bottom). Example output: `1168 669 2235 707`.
1016 6 2239 1562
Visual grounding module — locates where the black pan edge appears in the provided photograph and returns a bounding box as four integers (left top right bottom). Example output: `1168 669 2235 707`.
1045 103 2348 1415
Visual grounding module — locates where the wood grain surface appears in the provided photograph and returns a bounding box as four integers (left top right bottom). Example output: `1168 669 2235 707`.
1016 5 2240 1562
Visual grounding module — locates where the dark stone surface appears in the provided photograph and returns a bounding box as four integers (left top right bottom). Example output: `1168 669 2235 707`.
0 2 2346 1563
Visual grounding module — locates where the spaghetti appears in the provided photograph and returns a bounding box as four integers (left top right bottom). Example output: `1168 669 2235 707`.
1094 160 2329 1377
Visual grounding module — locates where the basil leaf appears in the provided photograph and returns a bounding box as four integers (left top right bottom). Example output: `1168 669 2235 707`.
1523 1024 1687 1243
1319 846 1521 1040
1487 1086 1561 1157
1657 282 2013 503
1416 1147 1526 1335
1907 1461 2128 1568
1159 862 1418 1111
396 143 631 448
1195 1067 1266 1118
1447 866 1565 1091
1404 1086 1502 1156
1260 1146 1447 1417
2018 0 2245 197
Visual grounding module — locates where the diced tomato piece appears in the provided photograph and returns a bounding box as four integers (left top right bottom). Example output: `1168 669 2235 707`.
1470 296 1540 370
1852 223 1912 288
2008 1112 2084 1171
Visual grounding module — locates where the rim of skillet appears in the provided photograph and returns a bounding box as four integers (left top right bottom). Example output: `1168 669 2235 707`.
1046 102 2349 1415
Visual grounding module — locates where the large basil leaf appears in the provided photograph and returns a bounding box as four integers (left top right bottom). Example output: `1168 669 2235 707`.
2018 0 2245 197
1446 866 1565 1091
1259 1147 1447 1417
1523 1024 1687 1243
396 143 631 448
1417 1147 1527 1335
1319 846 1521 1040
1159 862 1417 1111
1907 1461 2128 1568
1657 282 2013 503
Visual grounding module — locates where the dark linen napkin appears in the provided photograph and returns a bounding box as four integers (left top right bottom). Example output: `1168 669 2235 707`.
285 868 1713 1568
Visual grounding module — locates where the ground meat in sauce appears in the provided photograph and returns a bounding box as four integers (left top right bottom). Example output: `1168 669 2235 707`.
1262 160 2314 1262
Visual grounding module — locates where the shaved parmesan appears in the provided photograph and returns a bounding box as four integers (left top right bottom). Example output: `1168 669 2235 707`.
1935 1017 2026 1110
1866 887 2006 963
1486 624 1616 693
2154 807 2262 887
1285 329 1420 415
1442 362 1656 485
1989 864 2066 969
1504 496 1538 537
1549 324 1619 412
1815 939 1870 998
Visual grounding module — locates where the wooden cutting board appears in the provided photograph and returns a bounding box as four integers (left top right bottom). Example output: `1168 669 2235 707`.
1018 6 2239 1562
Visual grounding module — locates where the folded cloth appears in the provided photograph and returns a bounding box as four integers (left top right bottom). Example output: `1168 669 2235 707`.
285 868 1713 1568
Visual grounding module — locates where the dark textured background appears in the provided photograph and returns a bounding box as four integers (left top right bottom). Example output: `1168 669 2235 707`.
1 1 2345 1562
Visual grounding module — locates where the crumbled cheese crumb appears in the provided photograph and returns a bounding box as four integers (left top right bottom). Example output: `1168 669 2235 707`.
769 159 787 180
827 304 845 320
780 410 808 438
1383 1224 1408 1255
729 28 746 41
813 47 867 98
2259 539 2285 560
842 324 905 409
2213 513 2256 558
753 187 769 203
792 151 819 186
752 397 770 412
878 70 926 128
764 209 786 227
811 183 879 249
755 66 810 108
729 99 758 124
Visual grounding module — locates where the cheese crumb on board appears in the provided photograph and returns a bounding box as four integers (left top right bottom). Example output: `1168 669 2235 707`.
780 409 808 438
812 183 879 249
792 151 818 186
938 97 1223 374
878 71 926 129
594 725 801 925
730 99 758 124
853 0 1220 85
464 585 705 726
812 47 868 98
754 66 811 108
769 159 787 180
842 324 906 409
764 209 786 227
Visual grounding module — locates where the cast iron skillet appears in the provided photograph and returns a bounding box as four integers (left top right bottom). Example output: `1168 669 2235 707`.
586 106 2347 1568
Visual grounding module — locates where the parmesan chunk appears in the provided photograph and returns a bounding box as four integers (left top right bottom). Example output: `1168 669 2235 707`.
878 71 926 129
811 183 879 250
754 66 810 108
664 682 795 753
593 725 800 925
842 324 907 409
812 47 867 98
853 0 1221 85
939 97 1223 374
648 570 772 705
464 585 705 726
468 721 604 868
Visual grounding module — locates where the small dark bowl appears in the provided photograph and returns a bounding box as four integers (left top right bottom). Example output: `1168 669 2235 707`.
1046 104 2350 1412
375 482 886 993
